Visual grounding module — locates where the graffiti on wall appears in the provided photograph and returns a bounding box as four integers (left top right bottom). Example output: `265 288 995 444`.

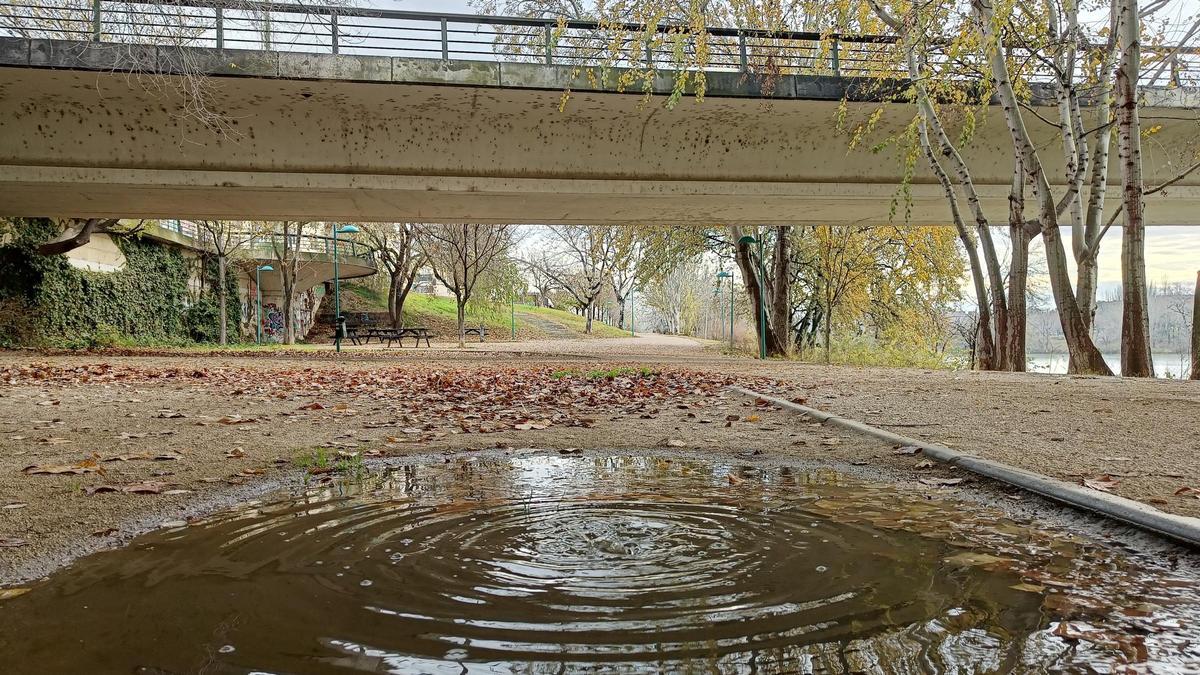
263 303 285 341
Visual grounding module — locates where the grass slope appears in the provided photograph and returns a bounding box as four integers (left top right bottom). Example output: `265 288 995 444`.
342 284 623 341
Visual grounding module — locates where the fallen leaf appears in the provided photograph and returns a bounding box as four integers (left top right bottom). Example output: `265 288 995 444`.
298 402 326 411
893 445 921 456
920 477 964 487
727 474 744 486
1174 486 1198 498
1082 476 1120 492
745 415 761 423
0 537 28 547
0 588 30 600
84 485 118 495
218 416 257 425
225 448 246 459
1010 583 1045 593
945 551 1006 567
665 439 686 448
914 460 936 469
1 503 28 510
22 458 100 475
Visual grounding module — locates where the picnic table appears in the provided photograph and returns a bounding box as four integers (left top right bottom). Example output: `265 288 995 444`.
462 324 488 342
358 326 432 348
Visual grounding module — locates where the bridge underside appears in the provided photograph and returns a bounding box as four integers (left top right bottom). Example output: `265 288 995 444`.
1 52 1198 225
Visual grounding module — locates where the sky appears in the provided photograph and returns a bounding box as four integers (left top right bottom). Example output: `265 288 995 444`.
388 0 1200 299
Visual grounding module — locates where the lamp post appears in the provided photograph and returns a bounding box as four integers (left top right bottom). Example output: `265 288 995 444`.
332 224 360 352
510 293 516 340
736 235 767 360
255 264 274 345
716 270 733 352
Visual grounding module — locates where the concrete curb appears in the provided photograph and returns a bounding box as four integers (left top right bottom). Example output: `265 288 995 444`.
731 386 1200 549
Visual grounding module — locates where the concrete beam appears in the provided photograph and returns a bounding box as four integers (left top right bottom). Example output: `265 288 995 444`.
1 40 1198 225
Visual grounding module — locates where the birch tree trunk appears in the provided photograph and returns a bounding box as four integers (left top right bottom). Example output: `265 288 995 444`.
973 0 1111 375
1191 271 1199 380
1115 0 1155 377
217 254 228 345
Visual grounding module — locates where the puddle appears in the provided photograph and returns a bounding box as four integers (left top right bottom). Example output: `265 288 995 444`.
2 454 1198 673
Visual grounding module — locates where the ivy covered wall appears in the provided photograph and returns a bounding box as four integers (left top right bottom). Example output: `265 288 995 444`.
0 219 239 347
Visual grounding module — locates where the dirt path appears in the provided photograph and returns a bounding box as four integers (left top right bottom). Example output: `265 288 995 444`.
1 345 1197 584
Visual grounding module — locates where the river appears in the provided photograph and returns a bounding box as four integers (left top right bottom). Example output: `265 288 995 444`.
1027 352 1191 378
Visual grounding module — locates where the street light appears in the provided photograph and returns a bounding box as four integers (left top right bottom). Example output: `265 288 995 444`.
332 224 360 353
716 270 733 353
255 264 274 345
736 235 768 360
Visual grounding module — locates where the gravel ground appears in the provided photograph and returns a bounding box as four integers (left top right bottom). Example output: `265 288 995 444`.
1 339 1197 584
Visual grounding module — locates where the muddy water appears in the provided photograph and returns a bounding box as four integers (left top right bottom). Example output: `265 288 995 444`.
1 455 1198 674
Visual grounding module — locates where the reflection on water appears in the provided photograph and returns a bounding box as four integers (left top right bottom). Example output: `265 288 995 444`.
1 455 1198 673
1028 352 1190 378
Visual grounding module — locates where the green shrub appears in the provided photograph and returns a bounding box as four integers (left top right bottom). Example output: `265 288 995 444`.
0 218 231 348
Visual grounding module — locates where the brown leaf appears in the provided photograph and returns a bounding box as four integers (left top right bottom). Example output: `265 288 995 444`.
22 458 100 475
725 415 740 422
1082 476 1120 492
0 537 28 548
920 477 964 487
218 416 257 425
122 481 174 494
914 460 936 469
893 445 921 456
298 402 326 411
1174 486 1198 498
2 503 28 510
665 439 686 448
153 452 183 461
84 485 119 495
727 474 744 486
225 447 246 459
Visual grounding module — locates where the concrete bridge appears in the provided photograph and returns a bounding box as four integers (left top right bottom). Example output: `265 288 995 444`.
1 5 1198 226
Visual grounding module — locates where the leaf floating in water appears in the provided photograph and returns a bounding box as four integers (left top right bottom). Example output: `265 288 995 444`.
1009 583 1045 593
0 588 30 600
920 477 964 487
945 551 1007 567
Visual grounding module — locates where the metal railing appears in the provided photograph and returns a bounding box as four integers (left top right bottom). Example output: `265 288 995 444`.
158 219 376 264
1 0 1196 85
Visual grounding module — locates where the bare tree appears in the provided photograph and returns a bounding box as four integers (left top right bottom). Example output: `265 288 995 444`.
531 226 619 334
1192 271 1200 380
1113 0 1154 377
361 224 424 329
418 224 515 347
265 222 310 345
195 221 254 345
